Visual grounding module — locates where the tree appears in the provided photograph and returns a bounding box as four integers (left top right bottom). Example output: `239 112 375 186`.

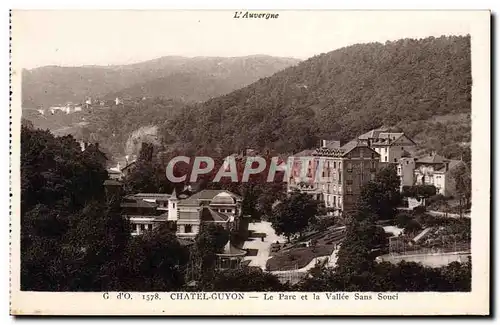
402 185 437 200
451 163 471 216
207 267 287 291
269 191 319 242
357 165 401 220
21 126 117 291
123 142 175 194
189 224 230 283
120 227 189 291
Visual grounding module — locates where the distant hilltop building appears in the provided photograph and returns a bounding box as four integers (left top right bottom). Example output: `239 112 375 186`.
48 102 83 115
115 97 123 105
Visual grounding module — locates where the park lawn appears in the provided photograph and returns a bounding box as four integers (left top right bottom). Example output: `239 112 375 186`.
266 245 335 271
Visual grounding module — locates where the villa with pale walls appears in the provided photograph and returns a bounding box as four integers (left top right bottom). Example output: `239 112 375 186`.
119 189 243 238
397 152 465 197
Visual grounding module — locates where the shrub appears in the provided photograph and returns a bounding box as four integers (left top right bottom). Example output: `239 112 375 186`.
413 205 426 214
396 213 412 228
405 219 423 233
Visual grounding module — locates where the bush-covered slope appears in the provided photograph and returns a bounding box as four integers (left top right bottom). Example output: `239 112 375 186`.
162 35 471 156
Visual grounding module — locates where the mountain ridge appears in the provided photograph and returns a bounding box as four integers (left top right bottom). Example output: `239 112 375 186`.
22 55 301 107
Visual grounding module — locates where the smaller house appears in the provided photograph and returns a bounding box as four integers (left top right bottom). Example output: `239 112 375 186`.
398 152 466 196
121 160 137 178
120 193 173 236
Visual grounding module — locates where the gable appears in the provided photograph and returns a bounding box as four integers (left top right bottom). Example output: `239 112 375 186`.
343 145 380 158
391 134 416 146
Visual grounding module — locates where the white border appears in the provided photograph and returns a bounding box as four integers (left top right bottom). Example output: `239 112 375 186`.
5 5 494 319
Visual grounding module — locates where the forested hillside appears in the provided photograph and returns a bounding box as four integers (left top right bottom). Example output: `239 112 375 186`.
22 55 300 107
161 35 471 157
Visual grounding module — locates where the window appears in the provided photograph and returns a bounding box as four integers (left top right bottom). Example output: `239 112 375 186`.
333 161 336 169
406 161 409 165
185 225 192 233
394 158 397 162
385 148 388 153
359 148 364 157
140 224 146 231
371 161 376 169
172 203 176 209
385 156 388 162
401 147 404 150
347 186 353 194
333 196 337 206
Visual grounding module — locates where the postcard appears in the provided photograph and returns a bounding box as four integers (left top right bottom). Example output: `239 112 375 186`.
10 9 490 316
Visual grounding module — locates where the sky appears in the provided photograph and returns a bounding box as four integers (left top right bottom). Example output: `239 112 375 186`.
12 10 474 69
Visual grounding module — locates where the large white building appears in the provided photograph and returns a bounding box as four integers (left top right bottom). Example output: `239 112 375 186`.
120 189 243 238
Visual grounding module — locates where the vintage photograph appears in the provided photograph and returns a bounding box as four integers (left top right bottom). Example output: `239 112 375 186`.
10 10 490 315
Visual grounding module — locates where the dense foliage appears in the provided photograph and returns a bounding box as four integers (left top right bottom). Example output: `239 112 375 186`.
162 35 471 156
402 185 437 199
357 165 401 220
269 191 320 241
21 126 190 291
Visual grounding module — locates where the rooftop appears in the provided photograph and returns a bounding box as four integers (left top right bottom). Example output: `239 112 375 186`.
128 193 172 201
416 153 448 164
104 179 122 186
200 207 230 222
180 189 242 206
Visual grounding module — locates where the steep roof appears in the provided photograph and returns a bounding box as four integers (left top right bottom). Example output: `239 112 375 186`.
357 127 389 140
292 149 315 157
121 160 137 171
416 153 448 164
435 159 465 172
357 128 416 146
200 207 230 222
120 200 157 209
216 242 247 257
312 140 379 158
